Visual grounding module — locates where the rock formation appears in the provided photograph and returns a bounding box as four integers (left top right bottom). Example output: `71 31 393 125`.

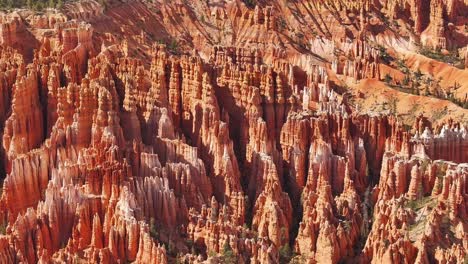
0 0 465 263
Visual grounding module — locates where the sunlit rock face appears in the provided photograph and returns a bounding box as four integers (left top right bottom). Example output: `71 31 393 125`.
0 0 466 263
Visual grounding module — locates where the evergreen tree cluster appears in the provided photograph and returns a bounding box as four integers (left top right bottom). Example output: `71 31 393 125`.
0 0 69 11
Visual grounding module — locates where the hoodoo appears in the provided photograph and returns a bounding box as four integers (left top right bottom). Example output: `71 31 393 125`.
0 0 466 263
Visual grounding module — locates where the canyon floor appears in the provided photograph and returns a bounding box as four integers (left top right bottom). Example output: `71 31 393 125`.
0 0 466 263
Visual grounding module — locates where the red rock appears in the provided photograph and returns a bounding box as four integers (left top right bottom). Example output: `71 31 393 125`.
3 66 44 158
421 0 447 49
0 2 465 263
251 154 292 248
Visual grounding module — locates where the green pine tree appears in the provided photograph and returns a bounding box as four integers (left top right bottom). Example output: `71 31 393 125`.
221 242 237 264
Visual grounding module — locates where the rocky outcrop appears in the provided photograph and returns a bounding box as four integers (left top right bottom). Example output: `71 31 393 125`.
332 40 381 81
421 0 446 49
1 148 50 220
187 197 279 263
251 154 292 248
411 120 468 163
0 1 465 264
0 47 21 125
3 65 44 159
361 198 418 264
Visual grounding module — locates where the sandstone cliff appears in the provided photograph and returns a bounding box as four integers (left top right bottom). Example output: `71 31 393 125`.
0 1 465 263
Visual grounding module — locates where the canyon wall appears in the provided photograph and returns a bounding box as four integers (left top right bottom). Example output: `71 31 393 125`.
0 0 465 263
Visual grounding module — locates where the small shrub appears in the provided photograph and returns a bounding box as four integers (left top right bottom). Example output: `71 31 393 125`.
419 46 464 69
406 196 433 211
220 242 237 264
278 18 287 32
342 220 352 232
279 244 293 263
388 95 398 115
243 0 256 8
402 75 410 86
0 222 6 235
186 239 194 249
384 74 393 84
149 218 159 240
167 39 180 55
378 45 393 64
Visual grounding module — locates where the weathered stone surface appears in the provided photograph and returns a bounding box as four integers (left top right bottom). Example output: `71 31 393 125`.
0 1 465 263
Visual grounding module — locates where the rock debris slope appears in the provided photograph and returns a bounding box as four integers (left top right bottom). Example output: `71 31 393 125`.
0 0 466 263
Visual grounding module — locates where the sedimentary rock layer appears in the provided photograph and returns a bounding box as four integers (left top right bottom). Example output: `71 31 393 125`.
0 0 466 263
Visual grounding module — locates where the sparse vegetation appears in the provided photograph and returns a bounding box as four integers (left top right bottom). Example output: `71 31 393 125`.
294 31 308 49
409 98 420 114
0 0 68 10
242 0 256 8
208 250 216 258
0 0 117 11
167 39 180 55
0 221 6 235
432 107 448 121
406 196 434 211
395 58 409 73
435 163 448 179
384 74 393 84
279 243 294 263
419 46 464 69
383 239 390 247
149 217 159 240
342 220 352 232
388 57 468 109
166 239 176 257
419 158 430 173
388 95 398 115
377 45 394 64
290 255 307 264
220 242 237 264
186 238 194 251
278 17 287 32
